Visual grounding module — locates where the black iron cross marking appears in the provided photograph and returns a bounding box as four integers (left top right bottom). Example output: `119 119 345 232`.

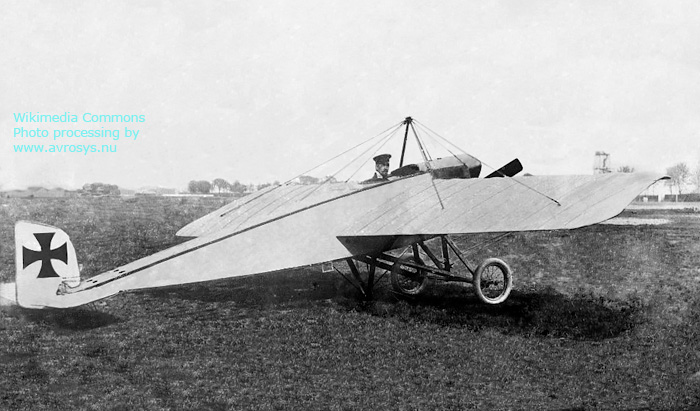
22 232 68 278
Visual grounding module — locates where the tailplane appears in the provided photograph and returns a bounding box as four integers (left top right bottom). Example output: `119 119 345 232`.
15 221 81 309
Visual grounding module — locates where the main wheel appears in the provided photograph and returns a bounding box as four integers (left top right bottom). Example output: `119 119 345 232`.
473 258 513 304
390 255 430 296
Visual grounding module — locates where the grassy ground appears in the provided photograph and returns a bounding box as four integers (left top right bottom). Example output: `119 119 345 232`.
1 197 699 410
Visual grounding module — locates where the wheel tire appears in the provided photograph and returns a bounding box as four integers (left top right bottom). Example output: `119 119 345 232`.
473 258 513 304
390 255 430 296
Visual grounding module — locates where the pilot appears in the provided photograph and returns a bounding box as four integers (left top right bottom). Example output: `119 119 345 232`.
362 154 391 183
373 154 391 179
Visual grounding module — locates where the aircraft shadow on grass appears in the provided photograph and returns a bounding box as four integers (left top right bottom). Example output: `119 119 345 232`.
354 286 643 341
143 269 642 341
17 306 121 331
7 254 643 339
144 268 349 305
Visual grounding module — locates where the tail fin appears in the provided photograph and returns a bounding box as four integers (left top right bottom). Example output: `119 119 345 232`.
15 221 80 309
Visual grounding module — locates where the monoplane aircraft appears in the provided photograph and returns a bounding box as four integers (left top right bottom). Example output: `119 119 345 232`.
14 117 666 309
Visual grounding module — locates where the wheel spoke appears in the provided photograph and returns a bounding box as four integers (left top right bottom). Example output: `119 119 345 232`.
391 251 430 296
473 258 513 304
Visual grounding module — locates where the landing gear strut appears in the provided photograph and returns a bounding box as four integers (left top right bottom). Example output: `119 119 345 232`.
337 235 513 304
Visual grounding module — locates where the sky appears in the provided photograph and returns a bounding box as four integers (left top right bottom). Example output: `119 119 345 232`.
1 0 699 190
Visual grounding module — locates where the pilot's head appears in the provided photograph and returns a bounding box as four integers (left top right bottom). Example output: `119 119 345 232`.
373 154 391 179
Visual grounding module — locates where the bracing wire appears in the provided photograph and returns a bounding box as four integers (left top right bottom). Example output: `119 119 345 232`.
410 121 432 163
225 116 559 225
295 122 404 201
343 125 404 182
221 120 404 217
282 120 405 185
412 122 472 170
413 119 561 206
408 121 444 209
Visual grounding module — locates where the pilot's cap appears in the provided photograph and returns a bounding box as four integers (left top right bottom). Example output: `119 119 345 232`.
373 154 391 164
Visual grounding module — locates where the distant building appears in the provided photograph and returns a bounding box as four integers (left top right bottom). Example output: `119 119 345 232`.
135 186 177 196
593 151 612 174
636 180 700 202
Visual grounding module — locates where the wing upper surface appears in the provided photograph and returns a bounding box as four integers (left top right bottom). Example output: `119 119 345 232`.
180 172 664 238
341 172 665 236
177 182 364 237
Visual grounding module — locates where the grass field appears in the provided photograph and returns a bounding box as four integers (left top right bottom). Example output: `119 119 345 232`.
1 197 699 410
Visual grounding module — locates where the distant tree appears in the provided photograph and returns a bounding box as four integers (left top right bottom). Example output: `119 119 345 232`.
188 180 212 194
298 175 319 185
212 178 230 193
666 162 690 195
257 182 272 191
693 161 700 194
82 182 120 196
229 180 246 194
617 165 635 173
323 175 338 183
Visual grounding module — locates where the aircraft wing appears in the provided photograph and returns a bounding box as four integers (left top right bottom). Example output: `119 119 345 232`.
176 181 365 237
14 172 664 309
178 171 664 238
341 172 665 235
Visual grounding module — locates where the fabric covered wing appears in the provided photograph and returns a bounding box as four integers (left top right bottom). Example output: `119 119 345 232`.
340 172 666 236
176 182 364 237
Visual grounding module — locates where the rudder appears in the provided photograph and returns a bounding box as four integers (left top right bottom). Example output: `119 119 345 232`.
15 221 80 309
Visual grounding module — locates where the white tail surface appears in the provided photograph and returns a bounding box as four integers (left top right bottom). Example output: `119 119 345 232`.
15 221 80 309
